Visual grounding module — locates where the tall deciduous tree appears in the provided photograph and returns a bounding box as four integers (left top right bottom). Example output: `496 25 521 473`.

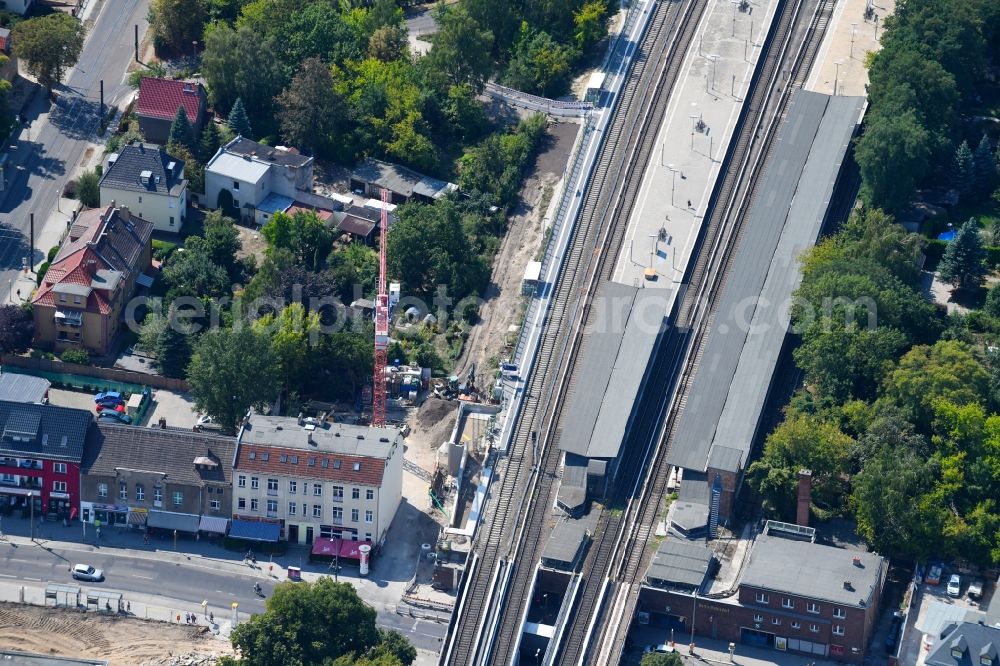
855 108 931 212
149 0 206 53
187 326 278 433
226 578 413 666
0 304 33 353
276 57 340 155
227 97 252 138
421 4 494 92
13 13 85 90
938 217 986 289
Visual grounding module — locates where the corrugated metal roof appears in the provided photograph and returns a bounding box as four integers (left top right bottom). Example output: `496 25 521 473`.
645 538 715 589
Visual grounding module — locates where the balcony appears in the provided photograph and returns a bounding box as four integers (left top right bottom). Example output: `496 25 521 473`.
54 310 83 328
0 477 42 489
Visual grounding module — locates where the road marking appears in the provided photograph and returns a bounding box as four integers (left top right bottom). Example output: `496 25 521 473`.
0 573 16 579
23 577 41 581
131 574 154 579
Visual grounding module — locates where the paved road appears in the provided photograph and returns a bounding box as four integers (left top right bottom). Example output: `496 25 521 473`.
0 0 150 298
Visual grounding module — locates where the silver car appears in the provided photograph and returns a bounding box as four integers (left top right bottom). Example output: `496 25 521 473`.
72 564 104 582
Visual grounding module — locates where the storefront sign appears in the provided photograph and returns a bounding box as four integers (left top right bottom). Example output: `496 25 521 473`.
775 637 787 651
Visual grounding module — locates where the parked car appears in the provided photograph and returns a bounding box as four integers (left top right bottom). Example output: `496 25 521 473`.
95 403 125 414
71 564 103 582
98 411 132 425
885 611 905 653
643 644 675 654
194 414 224 432
94 391 123 405
926 564 943 585
947 574 962 597
968 578 984 601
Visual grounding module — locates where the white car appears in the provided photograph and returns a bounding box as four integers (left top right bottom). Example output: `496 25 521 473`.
72 564 104 582
947 574 962 597
643 644 674 654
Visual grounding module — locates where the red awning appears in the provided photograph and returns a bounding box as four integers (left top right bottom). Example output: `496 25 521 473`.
311 537 341 557
339 540 372 560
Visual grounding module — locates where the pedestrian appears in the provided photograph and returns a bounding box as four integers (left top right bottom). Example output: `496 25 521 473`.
126 601 131 613
209 611 214 624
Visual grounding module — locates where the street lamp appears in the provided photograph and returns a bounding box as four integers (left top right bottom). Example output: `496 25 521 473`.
28 491 33 542
667 164 679 206
689 114 700 149
648 233 658 269
850 23 858 59
707 55 719 91
833 59 845 96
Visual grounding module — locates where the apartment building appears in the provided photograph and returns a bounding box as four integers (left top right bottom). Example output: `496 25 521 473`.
231 415 403 547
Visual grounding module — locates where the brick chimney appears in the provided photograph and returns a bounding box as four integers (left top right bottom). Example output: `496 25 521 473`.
796 469 812 526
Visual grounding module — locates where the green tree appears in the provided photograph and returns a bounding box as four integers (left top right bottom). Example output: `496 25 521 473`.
640 653 683 666
881 339 990 430
168 105 196 154
855 108 931 212
748 411 853 518
155 319 192 378
13 13 85 90
60 348 89 364
276 57 340 155
974 134 997 197
227 578 406 666
162 245 231 302
227 97 252 138
421 4 494 92
254 303 320 396
199 119 222 163
76 168 101 208
368 25 407 62
149 0 205 52
938 218 986 290
573 0 607 52
311 331 373 400
261 210 334 271
954 140 975 196
793 323 907 403
187 326 278 433
503 25 574 97
0 304 33 353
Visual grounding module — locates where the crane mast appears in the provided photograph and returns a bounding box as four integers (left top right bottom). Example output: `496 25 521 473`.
372 187 390 428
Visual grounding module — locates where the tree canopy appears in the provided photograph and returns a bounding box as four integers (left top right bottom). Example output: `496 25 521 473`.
13 13 85 90
150 0 205 53
0 304 33 353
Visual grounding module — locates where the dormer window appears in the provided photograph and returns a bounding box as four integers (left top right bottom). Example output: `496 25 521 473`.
953 635 969 660
139 169 152 185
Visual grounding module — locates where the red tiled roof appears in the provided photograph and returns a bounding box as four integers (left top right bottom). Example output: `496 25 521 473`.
137 78 204 121
0 35 9 53
287 204 333 222
33 247 113 315
234 444 385 487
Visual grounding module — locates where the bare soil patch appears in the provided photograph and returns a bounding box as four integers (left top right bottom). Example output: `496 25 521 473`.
0 603 232 666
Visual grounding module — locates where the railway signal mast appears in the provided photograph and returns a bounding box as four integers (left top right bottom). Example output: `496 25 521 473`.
372 187 391 428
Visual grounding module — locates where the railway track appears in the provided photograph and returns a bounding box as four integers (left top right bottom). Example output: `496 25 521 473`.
585 0 843 662
441 1 692 663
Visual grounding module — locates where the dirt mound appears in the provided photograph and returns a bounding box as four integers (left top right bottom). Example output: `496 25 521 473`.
415 398 458 433
0 603 232 666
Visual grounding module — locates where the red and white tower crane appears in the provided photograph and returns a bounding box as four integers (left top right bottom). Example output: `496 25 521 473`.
372 187 390 428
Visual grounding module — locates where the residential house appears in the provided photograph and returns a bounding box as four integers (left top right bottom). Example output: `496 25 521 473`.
79 422 235 535
636 522 888 664
205 137 345 225
230 414 404 548
0 373 49 404
1 0 33 16
0 29 17 82
99 144 188 232
925 622 1000 666
136 78 207 144
350 158 457 205
0 401 93 520
31 206 153 356
329 205 382 245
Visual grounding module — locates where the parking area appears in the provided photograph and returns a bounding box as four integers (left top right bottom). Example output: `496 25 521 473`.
47 386 200 429
899 567 995 666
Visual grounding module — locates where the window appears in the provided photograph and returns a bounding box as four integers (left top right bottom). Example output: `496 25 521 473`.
267 500 278 517
173 491 183 506
771 618 781 626
782 597 794 609
53 462 66 474
154 487 163 505
138 196 143 203
249 451 256 460
280 455 287 463
238 497 246 510
807 602 820 614
753 614 763 623
365 532 372 541
290 456 298 464
321 459 328 468
313 505 322 518
288 502 297 515
288 481 297 494
97 483 108 498
238 475 246 488
301 503 307 516
308 457 316 467
332 486 343 500
365 510 373 524
169 216 175 226
251 476 259 489
169 199 176 209
233 199 240 207
755 592 769 604
352 488 360 500
791 621 800 629
267 478 278 495
261 452 269 461
953 647 966 660
833 607 846 619
210 499 221 510
53 481 67 492
809 624 819 633
135 483 144 501
333 460 341 469
250 498 259 511
233 181 240 191
833 625 845 636
59 293 66 302
119 481 127 500
332 507 343 523
353 462 361 471
351 508 359 522
313 484 322 496
366 489 374 501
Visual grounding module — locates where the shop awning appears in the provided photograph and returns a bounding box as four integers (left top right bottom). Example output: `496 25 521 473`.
198 515 229 534
147 510 200 533
229 519 280 542
339 540 372 560
0 486 34 497
311 537 341 557
49 492 71 500
127 510 147 527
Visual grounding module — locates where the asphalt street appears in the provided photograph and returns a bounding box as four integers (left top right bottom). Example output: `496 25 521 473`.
0 0 150 300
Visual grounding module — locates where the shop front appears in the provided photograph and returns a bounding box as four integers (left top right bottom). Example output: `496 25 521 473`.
48 491 72 520
80 501 129 526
